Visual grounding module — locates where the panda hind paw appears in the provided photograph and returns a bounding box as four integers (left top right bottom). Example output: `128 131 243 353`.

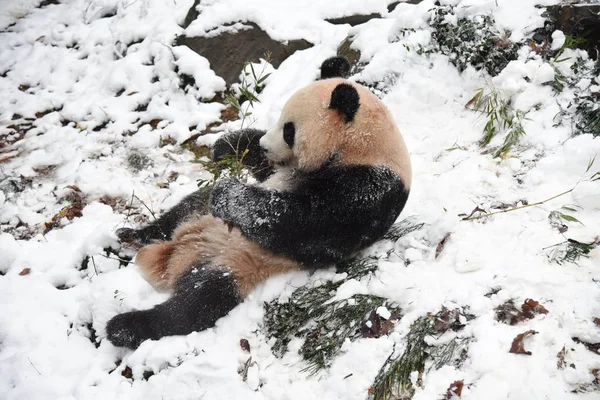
116 227 139 243
106 311 156 349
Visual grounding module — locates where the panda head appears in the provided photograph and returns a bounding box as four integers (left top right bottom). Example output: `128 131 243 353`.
259 57 411 186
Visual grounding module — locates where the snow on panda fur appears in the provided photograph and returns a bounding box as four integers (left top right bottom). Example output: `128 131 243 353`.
106 57 412 348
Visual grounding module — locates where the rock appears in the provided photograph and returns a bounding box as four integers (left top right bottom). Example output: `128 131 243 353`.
175 23 312 86
336 36 362 74
387 0 425 13
545 3 600 58
182 0 201 29
326 13 381 27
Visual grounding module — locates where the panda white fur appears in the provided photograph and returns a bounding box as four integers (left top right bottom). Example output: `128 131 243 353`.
106 57 411 348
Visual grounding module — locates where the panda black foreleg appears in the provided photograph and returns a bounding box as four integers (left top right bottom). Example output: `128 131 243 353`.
211 129 274 182
116 186 212 245
106 264 241 348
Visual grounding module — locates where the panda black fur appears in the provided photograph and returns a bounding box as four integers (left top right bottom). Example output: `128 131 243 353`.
106 57 411 348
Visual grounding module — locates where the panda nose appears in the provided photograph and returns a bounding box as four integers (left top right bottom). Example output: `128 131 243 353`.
260 144 269 153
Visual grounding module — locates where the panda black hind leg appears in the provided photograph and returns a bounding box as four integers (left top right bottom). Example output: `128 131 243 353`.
106 263 241 348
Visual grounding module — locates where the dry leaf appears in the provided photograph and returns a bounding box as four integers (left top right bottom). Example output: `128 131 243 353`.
557 346 567 369
445 380 464 399
19 268 31 276
240 338 250 352
509 330 537 355
521 299 548 315
495 299 548 325
434 307 465 333
121 366 133 379
435 233 451 259
360 309 401 338
66 184 81 192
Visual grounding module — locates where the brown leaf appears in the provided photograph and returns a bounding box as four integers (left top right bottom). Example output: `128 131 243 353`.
460 206 487 220
43 199 84 234
445 380 464 399
150 119 162 130
495 299 548 325
19 268 31 276
240 338 250 352
66 184 81 192
121 366 133 379
434 308 461 333
557 346 567 369
360 309 401 338
521 299 548 315
435 233 451 259
509 330 537 355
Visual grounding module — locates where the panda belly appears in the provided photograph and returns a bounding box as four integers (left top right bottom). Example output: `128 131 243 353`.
258 166 296 191
135 214 301 297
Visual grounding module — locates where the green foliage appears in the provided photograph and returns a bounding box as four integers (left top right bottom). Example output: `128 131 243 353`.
196 148 250 188
299 295 399 374
553 34 588 63
547 238 599 265
196 53 273 189
126 150 152 172
369 309 471 400
383 218 425 242
429 5 519 76
547 40 600 138
263 257 396 373
549 205 583 232
263 219 426 373
574 95 600 137
467 86 527 157
224 51 272 129
369 317 432 400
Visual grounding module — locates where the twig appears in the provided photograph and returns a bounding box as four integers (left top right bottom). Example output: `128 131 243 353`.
122 190 135 227
462 187 574 221
96 253 132 264
28 357 41 375
133 194 160 224
463 156 598 221
91 256 98 276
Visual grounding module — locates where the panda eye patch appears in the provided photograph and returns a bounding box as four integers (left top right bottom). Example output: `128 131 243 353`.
283 122 295 148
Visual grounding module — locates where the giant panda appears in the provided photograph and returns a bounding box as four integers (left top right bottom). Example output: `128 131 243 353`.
106 57 412 348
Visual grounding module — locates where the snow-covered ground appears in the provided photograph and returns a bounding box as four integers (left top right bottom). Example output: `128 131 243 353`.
1 0 600 399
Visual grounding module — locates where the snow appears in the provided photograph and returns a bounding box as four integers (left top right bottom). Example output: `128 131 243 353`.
1 0 600 400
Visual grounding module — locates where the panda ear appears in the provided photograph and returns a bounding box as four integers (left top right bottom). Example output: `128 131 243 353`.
320 56 351 79
329 83 360 123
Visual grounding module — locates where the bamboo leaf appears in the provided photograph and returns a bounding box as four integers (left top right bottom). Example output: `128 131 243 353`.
561 214 583 225
256 73 271 85
586 155 596 173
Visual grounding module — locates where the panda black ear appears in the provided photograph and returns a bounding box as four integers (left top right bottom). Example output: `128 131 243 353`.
320 56 351 79
329 83 360 123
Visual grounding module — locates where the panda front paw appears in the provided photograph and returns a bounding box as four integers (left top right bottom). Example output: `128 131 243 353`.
209 177 245 223
106 310 158 349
